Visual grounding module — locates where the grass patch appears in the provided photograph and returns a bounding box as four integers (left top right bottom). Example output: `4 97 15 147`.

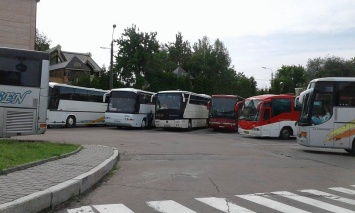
0 139 80 171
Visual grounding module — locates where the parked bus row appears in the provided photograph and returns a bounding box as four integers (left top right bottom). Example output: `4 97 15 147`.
2 48 354 154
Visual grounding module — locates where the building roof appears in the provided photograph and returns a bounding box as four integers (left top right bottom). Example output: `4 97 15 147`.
47 45 101 73
172 66 194 80
50 56 91 72
63 51 101 72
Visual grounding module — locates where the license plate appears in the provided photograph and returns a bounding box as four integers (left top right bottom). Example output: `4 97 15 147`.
244 131 249 134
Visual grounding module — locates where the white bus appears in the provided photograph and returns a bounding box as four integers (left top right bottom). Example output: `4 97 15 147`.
0 47 49 138
155 90 211 130
104 88 156 128
47 82 108 127
297 77 355 154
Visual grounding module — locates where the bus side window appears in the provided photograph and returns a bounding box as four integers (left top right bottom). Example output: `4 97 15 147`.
263 108 270 121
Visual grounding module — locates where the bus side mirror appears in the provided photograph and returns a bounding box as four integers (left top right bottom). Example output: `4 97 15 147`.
294 96 299 108
235 101 242 112
182 93 186 102
151 94 156 103
103 92 110 103
207 101 211 110
256 102 263 111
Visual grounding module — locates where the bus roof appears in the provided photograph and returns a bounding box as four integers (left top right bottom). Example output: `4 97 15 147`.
49 82 108 92
0 47 49 61
157 90 211 99
310 77 355 83
212 94 238 99
110 88 156 95
245 94 295 101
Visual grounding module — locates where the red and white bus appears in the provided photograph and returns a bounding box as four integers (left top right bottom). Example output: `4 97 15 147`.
207 95 243 131
238 94 300 139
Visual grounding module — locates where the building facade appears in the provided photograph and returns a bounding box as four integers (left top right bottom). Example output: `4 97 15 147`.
0 0 39 50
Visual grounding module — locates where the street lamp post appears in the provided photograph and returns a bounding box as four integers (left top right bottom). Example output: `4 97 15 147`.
110 24 116 90
262 66 273 84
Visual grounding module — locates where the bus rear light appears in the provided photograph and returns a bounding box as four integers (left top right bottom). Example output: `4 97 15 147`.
39 123 47 128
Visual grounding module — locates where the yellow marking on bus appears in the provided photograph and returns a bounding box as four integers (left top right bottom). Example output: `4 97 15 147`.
87 116 105 124
326 119 355 141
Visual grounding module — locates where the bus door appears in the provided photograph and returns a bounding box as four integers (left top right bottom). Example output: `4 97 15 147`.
261 106 271 137
309 95 335 148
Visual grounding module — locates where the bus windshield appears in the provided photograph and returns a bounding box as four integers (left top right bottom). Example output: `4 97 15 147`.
108 91 138 113
239 99 261 121
156 93 182 110
210 98 237 118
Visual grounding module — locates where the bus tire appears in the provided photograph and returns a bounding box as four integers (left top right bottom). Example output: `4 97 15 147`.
345 139 355 155
280 127 292 140
187 120 192 131
140 119 146 129
66 116 76 128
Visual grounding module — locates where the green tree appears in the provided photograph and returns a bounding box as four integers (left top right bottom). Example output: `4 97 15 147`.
165 32 192 70
271 65 306 94
306 56 355 83
35 29 51 51
114 25 160 89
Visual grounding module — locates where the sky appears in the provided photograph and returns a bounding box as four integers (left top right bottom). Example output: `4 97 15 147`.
36 0 355 89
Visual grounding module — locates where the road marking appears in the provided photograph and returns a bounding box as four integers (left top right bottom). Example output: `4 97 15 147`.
147 200 196 213
93 204 134 213
272 191 354 213
237 193 310 213
67 206 93 213
329 187 355 195
300 189 355 205
196 197 255 213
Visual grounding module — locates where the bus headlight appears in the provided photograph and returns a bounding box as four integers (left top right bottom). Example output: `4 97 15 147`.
299 132 307 138
252 127 260 131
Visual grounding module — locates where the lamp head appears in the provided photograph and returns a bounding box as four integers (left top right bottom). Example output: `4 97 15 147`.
113 24 116 29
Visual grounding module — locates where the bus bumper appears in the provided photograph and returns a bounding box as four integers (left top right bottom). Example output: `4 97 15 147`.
155 120 188 128
238 127 262 137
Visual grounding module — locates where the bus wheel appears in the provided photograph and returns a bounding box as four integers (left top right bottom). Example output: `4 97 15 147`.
187 120 192 131
345 139 355 155
140 119 146 129
280 127 291 140
66 116 76 128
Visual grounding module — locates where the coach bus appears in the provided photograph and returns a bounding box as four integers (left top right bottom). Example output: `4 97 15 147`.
297 77 355 154
0 47 49 138
104 88 156 128
238 94 300 139
155 90 211 130
208 95 243 131
47 83 107 127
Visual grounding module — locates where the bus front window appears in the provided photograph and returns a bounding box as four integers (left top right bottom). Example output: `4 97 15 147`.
210 98 237 118
239 99 261 121
108 91 138 113
156 93 182 111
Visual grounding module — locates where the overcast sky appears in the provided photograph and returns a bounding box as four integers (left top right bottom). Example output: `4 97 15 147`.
36 0 355 89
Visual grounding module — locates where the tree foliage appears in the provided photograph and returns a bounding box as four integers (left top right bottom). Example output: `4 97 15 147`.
306 56 355 83
271 65 306 94
35 29 51 51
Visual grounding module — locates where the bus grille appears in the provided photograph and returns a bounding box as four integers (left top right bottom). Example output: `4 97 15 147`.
6 111 35 132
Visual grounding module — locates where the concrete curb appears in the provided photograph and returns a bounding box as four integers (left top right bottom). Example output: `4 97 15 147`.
0 147 119 213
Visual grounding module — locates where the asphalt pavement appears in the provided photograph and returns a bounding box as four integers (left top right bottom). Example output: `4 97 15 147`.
0 144 119 213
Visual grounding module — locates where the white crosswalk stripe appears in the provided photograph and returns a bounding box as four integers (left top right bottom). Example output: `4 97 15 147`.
67 185 355 213
329 187 355 195
300 189 355 205
237 193 310 213
67 206 93 213
272 191 355 213
93 204 134 213
196 197 255 213
147 200 196 213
